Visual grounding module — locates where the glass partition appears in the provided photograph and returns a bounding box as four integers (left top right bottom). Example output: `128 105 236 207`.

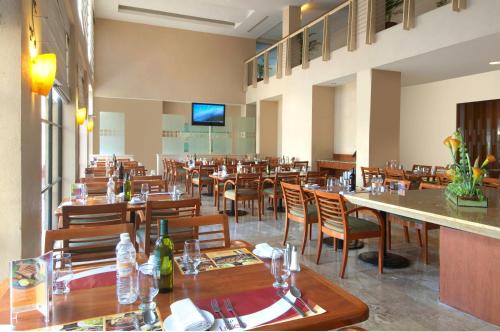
99 112 125 155
378 0 404 32
268 47 278 78
256 54 265 82
235 117 256 154
416 0 451 16
247 61 253 86
328 6 349 51
308 20 324 61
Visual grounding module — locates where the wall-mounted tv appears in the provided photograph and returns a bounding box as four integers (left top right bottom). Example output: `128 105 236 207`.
192 103 225 126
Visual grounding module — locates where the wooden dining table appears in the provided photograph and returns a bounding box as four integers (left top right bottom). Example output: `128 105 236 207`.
0 249 369 331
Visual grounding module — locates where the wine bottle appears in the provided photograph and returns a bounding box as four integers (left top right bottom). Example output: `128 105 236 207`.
154 219 174 293
123 173 131 201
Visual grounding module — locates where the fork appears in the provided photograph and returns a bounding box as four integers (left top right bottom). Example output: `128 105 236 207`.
211 299 231 330
224 298 246 328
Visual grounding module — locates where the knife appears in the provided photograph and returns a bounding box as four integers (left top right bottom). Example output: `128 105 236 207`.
276 291 306 317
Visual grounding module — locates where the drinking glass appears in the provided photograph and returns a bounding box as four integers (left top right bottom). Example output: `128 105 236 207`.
138 263 159 311
271 249 290 289
80 184 88 200
53 253 73 295
183 240 201 275
141 183 149 200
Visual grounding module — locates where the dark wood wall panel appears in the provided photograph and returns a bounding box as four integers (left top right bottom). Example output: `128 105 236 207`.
457 99 500 178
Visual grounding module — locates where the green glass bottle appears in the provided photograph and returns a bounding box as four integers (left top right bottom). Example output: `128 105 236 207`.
154 219 174 293
123 173 131 201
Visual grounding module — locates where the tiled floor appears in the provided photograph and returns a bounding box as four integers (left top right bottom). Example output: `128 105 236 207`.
194 191 498 331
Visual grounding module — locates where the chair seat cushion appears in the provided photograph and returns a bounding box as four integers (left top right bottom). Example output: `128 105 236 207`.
289 205 317 219
263 187 281 197
192 176 211 184
324 216 380 234
224 189 258 200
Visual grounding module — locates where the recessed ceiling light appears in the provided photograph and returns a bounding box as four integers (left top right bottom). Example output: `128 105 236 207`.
489 61 500 65
301 3 311 11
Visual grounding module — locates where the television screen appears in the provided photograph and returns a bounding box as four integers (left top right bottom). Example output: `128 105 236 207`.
192 103 225 126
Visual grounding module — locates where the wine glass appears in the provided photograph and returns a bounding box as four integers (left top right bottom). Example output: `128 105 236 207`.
271 249 290 289
141 183 149 200
183 240 201 275
53 253 73 295
138 263 159 311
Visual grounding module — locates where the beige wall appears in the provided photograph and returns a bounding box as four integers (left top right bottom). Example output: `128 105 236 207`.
93 97 163 170
257 101 279 157
312 86 335 166
94 18 255 105
400 70 500 168
333 81 357 154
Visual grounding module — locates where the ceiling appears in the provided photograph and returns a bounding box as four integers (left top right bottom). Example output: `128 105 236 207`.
94 0 345 40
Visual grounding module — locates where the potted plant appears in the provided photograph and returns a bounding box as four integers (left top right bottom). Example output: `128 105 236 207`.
443 130 496 207
385 0 404 29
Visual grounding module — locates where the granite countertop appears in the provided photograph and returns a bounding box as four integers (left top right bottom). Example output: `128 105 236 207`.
345 188 500 240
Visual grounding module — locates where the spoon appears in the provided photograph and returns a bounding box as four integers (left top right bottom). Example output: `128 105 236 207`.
290 286 317 313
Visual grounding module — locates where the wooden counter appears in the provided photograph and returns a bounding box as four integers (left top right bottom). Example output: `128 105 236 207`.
345 188 500 326
317 160 356 174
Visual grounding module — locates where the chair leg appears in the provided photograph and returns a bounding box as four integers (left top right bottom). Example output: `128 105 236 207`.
301 223 308 255
340 238 349 278
251 200 254 216
282 218 290 245
404 226 410 243
334 238 338 251
388 221 392 250
309 224 312 240
213 188 217 207
417 229 423 247
190 182 194 197
379 230 385 274
223 196 227 213
423 225 429 265
258 197 262 221
273 196 278 221
234 200 239 224
315 227 323 264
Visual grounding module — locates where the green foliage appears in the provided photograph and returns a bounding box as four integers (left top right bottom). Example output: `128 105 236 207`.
436 0 451 8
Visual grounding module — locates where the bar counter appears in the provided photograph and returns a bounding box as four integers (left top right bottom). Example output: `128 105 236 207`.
345 188 500 326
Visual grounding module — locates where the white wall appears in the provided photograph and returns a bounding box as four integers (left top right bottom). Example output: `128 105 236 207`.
400 70 500 168
333 80 357 154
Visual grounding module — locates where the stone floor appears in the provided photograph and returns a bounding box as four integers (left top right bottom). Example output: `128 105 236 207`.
194 192 498 331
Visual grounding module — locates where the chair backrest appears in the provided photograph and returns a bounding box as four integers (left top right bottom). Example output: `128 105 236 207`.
194 165 217 178
44 223 135 265
419 182 445 190
383 178 411 190
92 167 107 177
304 171 327 186
436 173 452 185
168 214 230 254
143 198 201 253
80 177 109 184
314 190 347 234
131 175 163 181
293 161 309 169
483 177 500 189
131 179 168 195
434 166 448 174
235 173 261 190
412 164 432 173
123 161 139 168
361 167 381 187
84 182 109 196
61 203 128 228
281 181 306 219
384 168 406 180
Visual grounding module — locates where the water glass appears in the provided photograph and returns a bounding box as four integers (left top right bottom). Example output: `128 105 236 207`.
53 253 73 295
271 249 290 289
138 263 159 311
141 183 149 200
183 240 201 275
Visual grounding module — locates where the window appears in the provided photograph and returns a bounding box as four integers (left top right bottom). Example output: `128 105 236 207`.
41 91 63 231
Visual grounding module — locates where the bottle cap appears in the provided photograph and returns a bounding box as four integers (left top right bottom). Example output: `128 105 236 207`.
120 233 130 242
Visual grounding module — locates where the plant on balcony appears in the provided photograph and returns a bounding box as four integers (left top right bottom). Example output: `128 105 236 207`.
385 0 404 28
443 130 495 207
436 0 451 7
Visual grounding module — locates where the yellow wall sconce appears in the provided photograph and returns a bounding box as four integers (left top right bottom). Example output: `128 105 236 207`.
87 116 94 132
76 107 87 125
31 53 57 96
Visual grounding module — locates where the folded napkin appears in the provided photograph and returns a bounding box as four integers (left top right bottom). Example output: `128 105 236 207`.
253 243 274 259
170 298 211 331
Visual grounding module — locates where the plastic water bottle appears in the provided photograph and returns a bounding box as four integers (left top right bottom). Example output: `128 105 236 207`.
107 177 116 203
116 233 138 304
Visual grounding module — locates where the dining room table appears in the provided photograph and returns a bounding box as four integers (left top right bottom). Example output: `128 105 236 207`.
0 246 369 331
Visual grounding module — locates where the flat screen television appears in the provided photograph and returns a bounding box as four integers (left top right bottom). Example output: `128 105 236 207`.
192 103 225 126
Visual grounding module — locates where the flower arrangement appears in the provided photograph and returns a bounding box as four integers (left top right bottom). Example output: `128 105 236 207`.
443 130 495 206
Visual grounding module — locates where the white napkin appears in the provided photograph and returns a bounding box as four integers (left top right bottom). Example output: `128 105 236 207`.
170 298 211 331
253 243 274 259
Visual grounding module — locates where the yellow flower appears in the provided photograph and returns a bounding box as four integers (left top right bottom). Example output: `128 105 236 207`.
443 136 451 146
472 167 483 181
446 169 455 181
443 136 460 155
481 154 496 168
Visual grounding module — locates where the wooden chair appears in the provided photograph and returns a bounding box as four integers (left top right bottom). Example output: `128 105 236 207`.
314 190 384 278
360 167 381 187
131 179 168 196
44 224 135 265
127 166 146 176
383 179 412 247
84 182 109 196
138 198 201 254
131 175 163 181
293 161 309 170
384 168 406 181
80 177 108 183
281 182 318 254
412 164 432 174
483 177 500 189
261 172 300 221
436 173 452 185
304 171 327 186
168 214 251 254
191 165 216 199
61 203 128 228
172 161 188 187
223 173 262 224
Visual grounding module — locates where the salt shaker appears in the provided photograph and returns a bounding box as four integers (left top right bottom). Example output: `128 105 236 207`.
289 245 301 272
